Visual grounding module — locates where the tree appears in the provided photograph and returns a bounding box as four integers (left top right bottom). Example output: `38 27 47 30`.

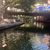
20 0 35 12
0 0 21 19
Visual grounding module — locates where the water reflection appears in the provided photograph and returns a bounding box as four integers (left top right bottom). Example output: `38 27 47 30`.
30 34 50 50
33 22 44 29
21 22 44 29
0 29 50 50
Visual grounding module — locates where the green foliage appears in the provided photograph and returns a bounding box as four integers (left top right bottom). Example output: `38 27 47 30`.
5 0 20 8
3 0 35 12
20 0 35 12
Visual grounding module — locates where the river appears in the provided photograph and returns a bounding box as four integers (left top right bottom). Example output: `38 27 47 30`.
0 22 50 50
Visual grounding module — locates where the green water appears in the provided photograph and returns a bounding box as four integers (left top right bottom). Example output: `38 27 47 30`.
0 28 50 50
0 21 50 50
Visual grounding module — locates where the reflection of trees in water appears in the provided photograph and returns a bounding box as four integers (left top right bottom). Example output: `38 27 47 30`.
48 36 50 49
30 34 50 50
0 33 3 50
0 30 50 50
8 31 32 50
0 30 32 50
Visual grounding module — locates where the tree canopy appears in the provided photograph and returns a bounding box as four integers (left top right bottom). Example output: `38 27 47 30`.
5 0 35 12
20 0 35 12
